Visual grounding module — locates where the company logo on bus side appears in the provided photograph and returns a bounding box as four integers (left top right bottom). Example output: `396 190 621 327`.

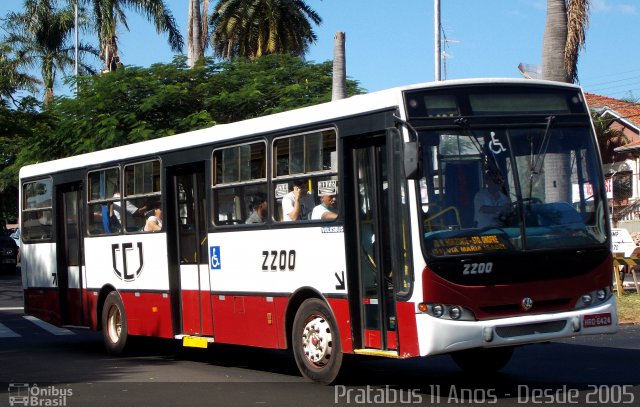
111 243 144 281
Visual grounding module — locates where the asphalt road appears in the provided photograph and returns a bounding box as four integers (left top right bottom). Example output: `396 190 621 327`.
1 271 639 407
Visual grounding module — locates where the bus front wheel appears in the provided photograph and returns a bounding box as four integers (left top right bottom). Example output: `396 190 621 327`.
102 291 129 355
292 298 343 384
450 346 514 373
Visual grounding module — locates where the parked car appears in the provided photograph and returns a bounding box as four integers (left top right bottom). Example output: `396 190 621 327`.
0 235 18 273
9 228 20 265
10 228 20 247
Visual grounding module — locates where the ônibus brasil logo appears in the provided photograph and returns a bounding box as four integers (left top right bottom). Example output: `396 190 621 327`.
8 383 73 406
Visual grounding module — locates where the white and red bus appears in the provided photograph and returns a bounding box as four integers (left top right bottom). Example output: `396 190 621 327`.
19 79 616 383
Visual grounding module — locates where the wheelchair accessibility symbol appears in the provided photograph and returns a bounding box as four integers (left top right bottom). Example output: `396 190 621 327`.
210 246 221 270
489 131 507 154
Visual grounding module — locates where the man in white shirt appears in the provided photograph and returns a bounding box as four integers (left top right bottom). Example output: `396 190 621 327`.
281 180 314 221
311 194 337 220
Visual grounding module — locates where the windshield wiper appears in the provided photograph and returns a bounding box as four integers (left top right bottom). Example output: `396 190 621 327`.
528 115 555 199
454 117 504 185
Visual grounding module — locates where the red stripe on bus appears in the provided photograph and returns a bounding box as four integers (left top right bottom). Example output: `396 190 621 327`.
396 301 419 357
422 255 613 320
23 289 60 326
120 291 173 338
327 297 353 354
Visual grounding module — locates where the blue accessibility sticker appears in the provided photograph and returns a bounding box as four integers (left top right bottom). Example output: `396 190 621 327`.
210 246 221 270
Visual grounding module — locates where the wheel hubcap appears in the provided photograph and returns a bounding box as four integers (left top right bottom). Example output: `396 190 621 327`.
301 315 332 367
107 305 121 343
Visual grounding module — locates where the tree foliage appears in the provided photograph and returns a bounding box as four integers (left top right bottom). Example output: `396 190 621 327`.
210 0 321 59
3 0 100 104
46 54 360 155
80 0 184 72
0 54 361 219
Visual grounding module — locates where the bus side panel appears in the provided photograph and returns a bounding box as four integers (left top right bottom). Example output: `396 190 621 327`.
120 291 173 338
327 297 353 354
22 243 60 325
395 300 420 357
24 288 60 325
84 234 172 335
84 290 100 330
211 294 281 348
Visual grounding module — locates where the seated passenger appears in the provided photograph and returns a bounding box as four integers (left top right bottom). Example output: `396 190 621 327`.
113 191 147 230
281 180 314 221
311 193 338 220
144 202 163 232
246 193 268 224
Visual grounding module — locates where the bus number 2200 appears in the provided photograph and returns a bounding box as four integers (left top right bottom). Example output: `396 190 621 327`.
262 250 296 271
462 262 493 275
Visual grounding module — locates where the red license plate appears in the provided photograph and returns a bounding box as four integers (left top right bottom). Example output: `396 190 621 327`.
583 313 612 328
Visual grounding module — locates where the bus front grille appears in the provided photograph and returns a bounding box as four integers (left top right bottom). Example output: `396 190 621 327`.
495 320 567 338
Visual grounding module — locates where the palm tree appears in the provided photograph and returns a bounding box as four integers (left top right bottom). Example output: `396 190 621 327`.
541 0 590 202
81 0 184 72
210 0 321 60
187 0 209 67
3 0 99 105
542 0 590 83
331 32 346 101
0 43 40 106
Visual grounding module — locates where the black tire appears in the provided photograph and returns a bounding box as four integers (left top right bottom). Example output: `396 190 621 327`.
292 298 343 384
451 346 514 373
102 291 129 355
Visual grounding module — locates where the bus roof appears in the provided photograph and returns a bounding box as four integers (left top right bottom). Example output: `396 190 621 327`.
19 78 581 180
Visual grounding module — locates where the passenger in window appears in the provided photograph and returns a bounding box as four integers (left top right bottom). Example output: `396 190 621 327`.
112 192 147 230
312 194 338 220
246 193 268 224
282 180 314 221
144 201 163 232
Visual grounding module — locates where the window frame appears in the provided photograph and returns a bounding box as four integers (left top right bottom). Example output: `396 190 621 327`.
21 177 54 242
271 128 339 223
122 159 162 233
86 166 121 236
212 140 268 227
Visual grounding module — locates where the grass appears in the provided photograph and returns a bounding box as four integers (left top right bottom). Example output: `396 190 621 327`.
616 291 640 324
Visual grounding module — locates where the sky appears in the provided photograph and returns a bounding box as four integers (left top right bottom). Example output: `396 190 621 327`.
0 0 638 101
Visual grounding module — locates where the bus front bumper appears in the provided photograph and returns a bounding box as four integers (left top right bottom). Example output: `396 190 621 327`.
415 295 618 356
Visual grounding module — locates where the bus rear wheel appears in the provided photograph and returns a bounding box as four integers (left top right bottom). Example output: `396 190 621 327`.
102 291 129 355
292 298 343 384
450 346 514 373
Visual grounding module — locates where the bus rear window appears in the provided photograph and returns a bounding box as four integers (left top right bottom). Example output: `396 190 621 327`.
22 178 53 241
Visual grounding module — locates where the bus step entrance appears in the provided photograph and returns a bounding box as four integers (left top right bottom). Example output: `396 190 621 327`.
353 349 400 358
175 335 215 349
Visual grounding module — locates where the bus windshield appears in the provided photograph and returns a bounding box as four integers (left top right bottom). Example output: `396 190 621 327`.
418 121 608 257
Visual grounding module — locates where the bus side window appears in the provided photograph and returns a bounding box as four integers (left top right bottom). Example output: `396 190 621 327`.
272 129 337 223
87 167 121 235
212 141 267 227
22 178 53 241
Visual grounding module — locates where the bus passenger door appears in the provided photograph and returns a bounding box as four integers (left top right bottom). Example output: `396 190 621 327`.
345 135 401 351
56 183 85 326
167 164 214 336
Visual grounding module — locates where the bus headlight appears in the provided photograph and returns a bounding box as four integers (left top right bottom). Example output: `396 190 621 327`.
449 306 462 320
432 304 444 318
575 287 611 309
424 303 475 321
